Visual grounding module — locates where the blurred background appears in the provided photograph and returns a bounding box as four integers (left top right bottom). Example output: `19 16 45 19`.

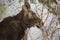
0 0 60 40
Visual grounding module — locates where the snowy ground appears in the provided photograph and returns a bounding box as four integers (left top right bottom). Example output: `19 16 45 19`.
27 3 60 40
0 0 60 40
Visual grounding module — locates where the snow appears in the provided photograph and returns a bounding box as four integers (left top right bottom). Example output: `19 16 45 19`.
28 1 60 40
0 0 60 40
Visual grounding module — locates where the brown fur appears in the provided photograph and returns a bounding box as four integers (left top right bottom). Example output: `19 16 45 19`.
0 2 48 40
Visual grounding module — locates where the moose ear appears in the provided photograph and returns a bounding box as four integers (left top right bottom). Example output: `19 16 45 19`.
25 2 30 9
22 5 28 13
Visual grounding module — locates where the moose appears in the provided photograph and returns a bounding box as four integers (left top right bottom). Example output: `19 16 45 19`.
0 2 48 40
